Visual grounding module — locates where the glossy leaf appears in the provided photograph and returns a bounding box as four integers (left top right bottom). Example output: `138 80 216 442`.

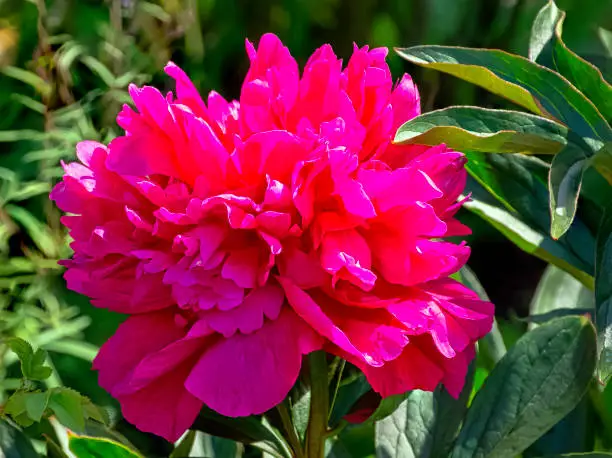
0 419 39 458
531 1 612 123
549 144 589 239
395 46 612 143
464 153 595 286
394 107 567 154
592 143 612 185
375 366 474 458
529 264 594 329
68 434 142 458
595 211 612 383
451 316 597 458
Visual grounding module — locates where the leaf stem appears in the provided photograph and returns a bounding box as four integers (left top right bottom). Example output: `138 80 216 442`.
306 351 328 458
277 401 305 458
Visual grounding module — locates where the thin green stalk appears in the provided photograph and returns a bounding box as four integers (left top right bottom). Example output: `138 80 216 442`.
328 360 345 422
277 401 305 458
306 352 328 458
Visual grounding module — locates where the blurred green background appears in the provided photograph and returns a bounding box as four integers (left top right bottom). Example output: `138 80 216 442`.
0 0 611 453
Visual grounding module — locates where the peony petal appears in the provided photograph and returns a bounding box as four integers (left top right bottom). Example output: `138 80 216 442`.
185 307 322 417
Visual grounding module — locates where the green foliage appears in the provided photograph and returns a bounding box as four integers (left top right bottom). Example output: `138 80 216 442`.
375 369 473 458
1 0 612 457
452 316 596 458
68 434 142 458
395 107 568 155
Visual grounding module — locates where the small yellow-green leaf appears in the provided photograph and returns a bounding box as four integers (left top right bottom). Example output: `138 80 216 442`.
69 434 143 458
394 107 567 155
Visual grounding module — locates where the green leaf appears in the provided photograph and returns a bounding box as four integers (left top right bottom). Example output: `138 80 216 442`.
592 142 612 186
1 66 51 98
48 388 86 433
375 366 474 458
451 316 597 458
170 430 196 458
4 392 34 428
4 338 52 381
549 144 589 239
291 389 311 442
80 57 117 88
0 419 39 458
394 107 567 155
68 434 142 458
395 46 612 143
4 205 57 258
595 211 612 383
524 397 591 457
540 454 612 458
329 373 371 426
531 1 612 123
464 154 595 286
529 264 594 329
197 433 241 458
192 407 289 457
24 391 50 423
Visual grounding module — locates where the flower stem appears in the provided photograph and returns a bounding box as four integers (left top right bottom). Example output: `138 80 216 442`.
306 351 328 458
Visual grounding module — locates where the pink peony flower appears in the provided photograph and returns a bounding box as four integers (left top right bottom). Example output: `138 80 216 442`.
51 33 493 441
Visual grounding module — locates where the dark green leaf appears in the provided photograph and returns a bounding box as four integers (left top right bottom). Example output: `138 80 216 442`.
45 436 70 458
531 1 612 123
524 397 591 457
192 408 289 458
524 308 594 325
395 46 612 143
326 424 375 458
595 211 612 383
451 316 597 458
68 434 142 458
329 373 371 426
464 154 595 286
529 264 594 329
539 454 612 457
592 142 612 186
0 419 39 458
375 365 474 458
394 107 567 155
198 433 241 458
549 144 589 239
170 430 196 458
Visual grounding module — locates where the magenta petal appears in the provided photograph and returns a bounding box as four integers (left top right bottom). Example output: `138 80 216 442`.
360 342 443 397
118 362 203 442
185 307 322 417
93 309 189 395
